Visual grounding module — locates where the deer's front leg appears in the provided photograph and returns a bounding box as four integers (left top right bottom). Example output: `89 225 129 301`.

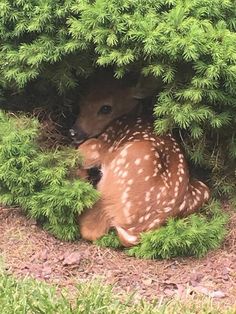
78 138 103 169
76 168 89 180
78 200 110 241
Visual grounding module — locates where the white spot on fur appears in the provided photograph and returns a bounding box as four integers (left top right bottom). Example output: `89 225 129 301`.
120 149 128 157
127 179 134 185
145 213 151 221
156 192 161 200
179 201 186 211
154 218 160 225
148 220 157 229
118 170 123 177
198 181 206 187
122 171 128 178
145 192 151 202
204 190 210 200
116 226 138 245
135 158 141 165
125 201 132 210
168 199 175 205
121 191 128 202
139 216 144 223
117 158 125 165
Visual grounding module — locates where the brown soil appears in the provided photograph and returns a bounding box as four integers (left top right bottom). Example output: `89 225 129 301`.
1 206 236 308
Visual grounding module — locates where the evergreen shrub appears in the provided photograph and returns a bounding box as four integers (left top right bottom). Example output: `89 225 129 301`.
0 111 227 259
127 203 228 259
0 0 235 257
0 110 228 258
0 110 99 240
96 200 229 259
0 0 235 201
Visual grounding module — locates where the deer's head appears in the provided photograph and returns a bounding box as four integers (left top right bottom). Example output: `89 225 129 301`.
70 76 149 144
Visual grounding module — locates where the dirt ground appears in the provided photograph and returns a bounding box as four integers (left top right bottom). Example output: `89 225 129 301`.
1 206 236 308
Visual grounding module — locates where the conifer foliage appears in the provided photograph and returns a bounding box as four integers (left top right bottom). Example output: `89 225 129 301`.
0 1 235 256
0 0 235 201
127 204 228 259
96 200 228 259
0 111 99 240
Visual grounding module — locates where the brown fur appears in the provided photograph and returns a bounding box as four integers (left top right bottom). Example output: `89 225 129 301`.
73 77 145 139
78 116 210 247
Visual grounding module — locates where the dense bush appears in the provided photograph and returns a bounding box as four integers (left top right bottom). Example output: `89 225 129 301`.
0 0 235 202
0 0 235 257
96 200 229 259
0 110 228 257
127 205 228 259
0 110 99 240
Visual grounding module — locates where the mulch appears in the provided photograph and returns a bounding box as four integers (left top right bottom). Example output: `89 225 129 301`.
0 206 236 308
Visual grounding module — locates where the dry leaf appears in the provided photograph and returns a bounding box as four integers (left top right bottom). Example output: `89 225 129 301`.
63 252 81 266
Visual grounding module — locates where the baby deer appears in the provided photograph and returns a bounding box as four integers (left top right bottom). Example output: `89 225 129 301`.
71 76 210 247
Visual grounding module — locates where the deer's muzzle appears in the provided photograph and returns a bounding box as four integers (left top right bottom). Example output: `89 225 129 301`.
69 128 89 144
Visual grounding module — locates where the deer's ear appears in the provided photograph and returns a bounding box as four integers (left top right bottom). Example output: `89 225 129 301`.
130 86 149 100
130 76 160 100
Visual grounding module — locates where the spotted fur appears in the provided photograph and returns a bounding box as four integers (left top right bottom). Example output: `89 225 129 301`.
78 115 210 247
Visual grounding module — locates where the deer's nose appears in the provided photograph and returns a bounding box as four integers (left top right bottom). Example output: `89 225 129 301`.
69 128 89 143
69 128 76 137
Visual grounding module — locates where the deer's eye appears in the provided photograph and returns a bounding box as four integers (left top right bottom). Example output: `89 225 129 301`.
98 105 112 115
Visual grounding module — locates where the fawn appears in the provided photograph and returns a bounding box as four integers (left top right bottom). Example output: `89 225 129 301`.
70 76 210 247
